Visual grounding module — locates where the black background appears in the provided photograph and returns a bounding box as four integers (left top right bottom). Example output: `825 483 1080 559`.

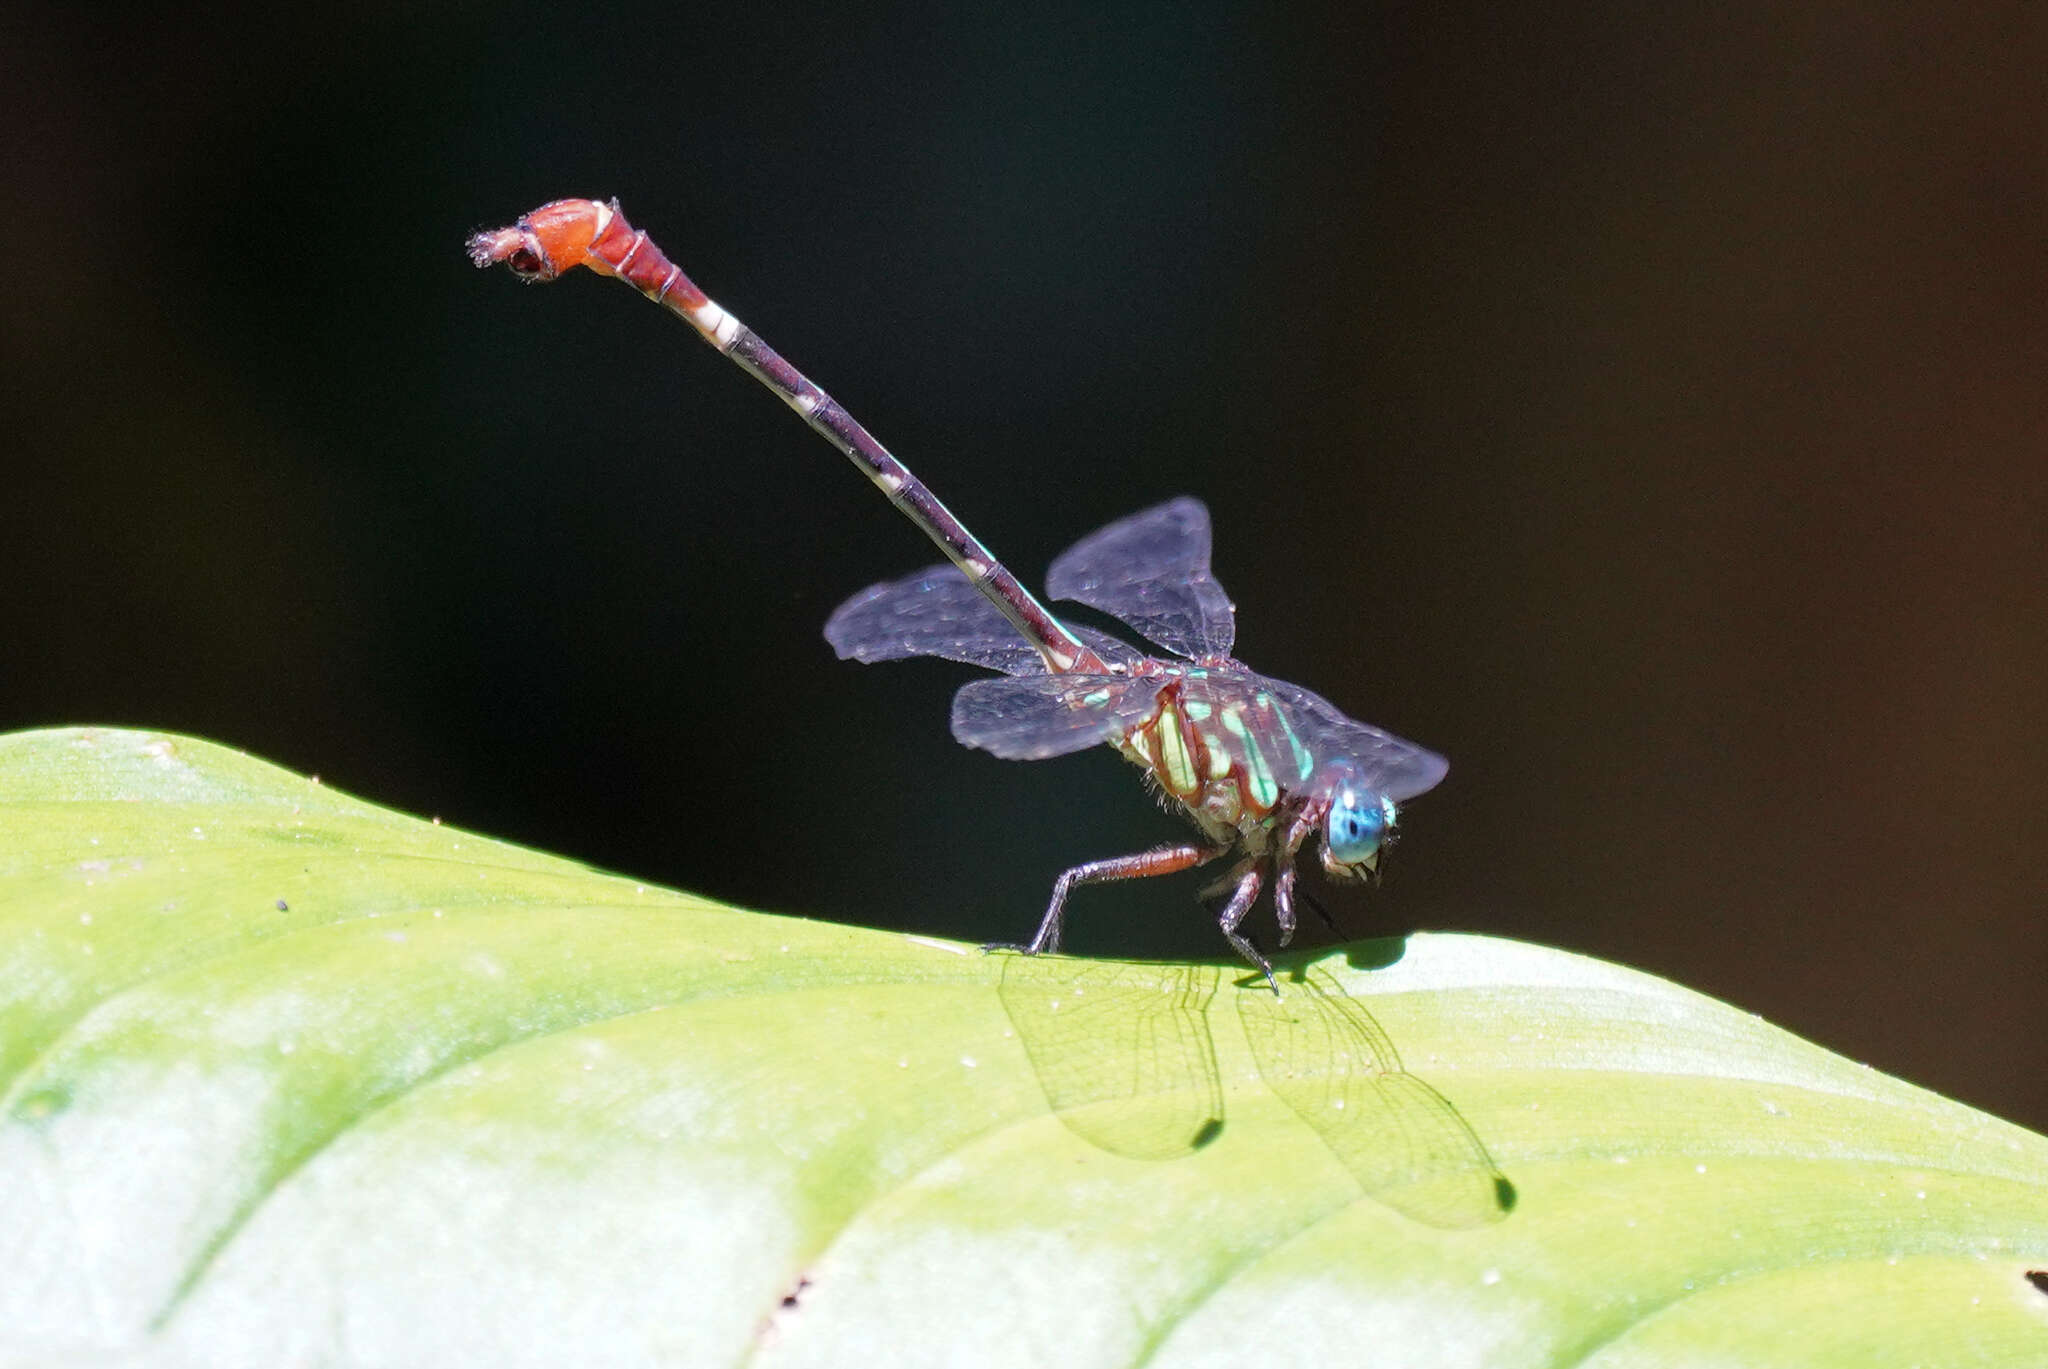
5 4 2043 1132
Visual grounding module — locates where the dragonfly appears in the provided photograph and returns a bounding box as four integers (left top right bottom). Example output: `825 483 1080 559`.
996 952 1513 1228
468 198 1450 991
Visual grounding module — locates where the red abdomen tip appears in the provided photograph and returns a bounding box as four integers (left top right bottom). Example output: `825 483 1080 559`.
466 198 615 282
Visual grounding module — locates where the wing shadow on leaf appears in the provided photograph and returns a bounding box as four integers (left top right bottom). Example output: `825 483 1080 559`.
998 948 1514 1228
997 954 1226 1160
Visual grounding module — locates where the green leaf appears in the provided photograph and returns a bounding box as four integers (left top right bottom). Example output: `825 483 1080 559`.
3 726 2045 1366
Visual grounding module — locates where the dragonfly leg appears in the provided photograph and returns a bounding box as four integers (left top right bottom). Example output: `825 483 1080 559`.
1271 866 1337 941
1195 856 1257 905
1272 860 1300 947
1271 809 1319 947
984 842 1228 956
1216 866 1279 994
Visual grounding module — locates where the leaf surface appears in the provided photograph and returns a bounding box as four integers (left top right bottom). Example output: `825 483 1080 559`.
3 727 2045 1367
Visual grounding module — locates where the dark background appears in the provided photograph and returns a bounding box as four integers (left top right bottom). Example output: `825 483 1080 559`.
5 5 2043 1131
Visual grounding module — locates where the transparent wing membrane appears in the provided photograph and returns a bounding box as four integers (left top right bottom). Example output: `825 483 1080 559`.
1255 677 1450 802
950 673 1162 760
1046 498 1237 660
826 566 1053 675
826 566 1143 676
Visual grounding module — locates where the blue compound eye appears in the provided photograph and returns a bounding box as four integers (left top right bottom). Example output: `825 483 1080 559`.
1327 790 1396 868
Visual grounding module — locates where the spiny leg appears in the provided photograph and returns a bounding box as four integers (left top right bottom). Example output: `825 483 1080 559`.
1214 865 1279 994
985 842 1229 956
1271 808 1318 946
1195 855 1258 905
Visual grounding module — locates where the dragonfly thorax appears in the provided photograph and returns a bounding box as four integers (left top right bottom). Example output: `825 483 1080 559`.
1117 671 1295 836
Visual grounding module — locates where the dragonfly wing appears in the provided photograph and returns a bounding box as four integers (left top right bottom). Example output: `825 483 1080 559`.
1255 677 1449 801
1046 498 1237 660
998 954 1226 1161
826 565 1145 675
950 672 1161 760
1068 624 1151 671
826 566 1047 675
1238 963 1513 1228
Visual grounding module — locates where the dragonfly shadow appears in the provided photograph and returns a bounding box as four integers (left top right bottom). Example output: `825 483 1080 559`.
997 948 1515 1229
1336 937 1410 974
997 955 1230 1162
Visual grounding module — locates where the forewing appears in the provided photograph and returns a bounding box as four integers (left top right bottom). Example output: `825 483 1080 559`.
1046 498 1236 660
1238 963 1513 1228
949 672 1161 760
1256 677 1449 801
998 954 1226 1161
826 565 1143 676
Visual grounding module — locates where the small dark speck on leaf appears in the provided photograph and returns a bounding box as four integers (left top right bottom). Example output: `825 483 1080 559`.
275 899 289 911
757 1273 815 1349
2026 1269 2048 1297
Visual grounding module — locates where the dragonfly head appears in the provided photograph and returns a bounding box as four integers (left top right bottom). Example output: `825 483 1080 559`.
1318 768 1400 881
